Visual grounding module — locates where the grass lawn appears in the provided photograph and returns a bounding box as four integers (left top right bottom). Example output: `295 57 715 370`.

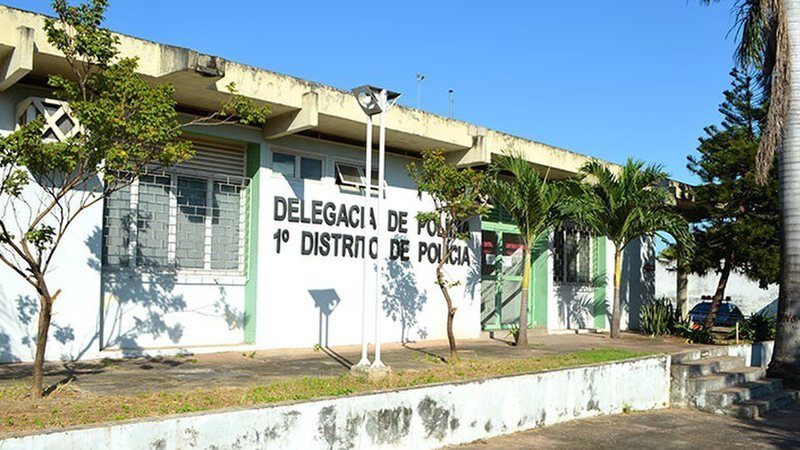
0 348 652 437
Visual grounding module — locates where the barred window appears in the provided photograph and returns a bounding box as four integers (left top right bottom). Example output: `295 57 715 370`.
103 172 248 273
102 140 248 274
553 224 592 284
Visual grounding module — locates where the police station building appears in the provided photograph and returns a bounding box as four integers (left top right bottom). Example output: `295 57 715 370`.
0 6 659 364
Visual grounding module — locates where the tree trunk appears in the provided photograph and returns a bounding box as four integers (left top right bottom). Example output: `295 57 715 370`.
703 257 732 330
31 293 53 399
445 299 457 361
676 246 689 321
436 264 458 362
769 0 800 388
516 245 531 347
610 247 623 338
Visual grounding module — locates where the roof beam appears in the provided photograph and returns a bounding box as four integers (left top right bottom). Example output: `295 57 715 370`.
262 91 318 140
0 26 34 92
446 126 489 167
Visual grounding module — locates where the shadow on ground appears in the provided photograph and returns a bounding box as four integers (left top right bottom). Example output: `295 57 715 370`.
0 333 708 396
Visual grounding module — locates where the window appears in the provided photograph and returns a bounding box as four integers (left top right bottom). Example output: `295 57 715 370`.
481 231 498 276
271 150 324 181
272 152 296 178
103 172 247 273
102 140 248 274
502 233 525 277
553 224 592 284
334 161 378 189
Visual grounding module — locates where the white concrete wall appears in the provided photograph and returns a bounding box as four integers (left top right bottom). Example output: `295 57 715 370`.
0 355 670 450
256 136 481 349
554 283 595 329
620 237 656 330
100 274 247 352
0 89 260 363
655 261 778 317
0 85 105 363
551 236 653 331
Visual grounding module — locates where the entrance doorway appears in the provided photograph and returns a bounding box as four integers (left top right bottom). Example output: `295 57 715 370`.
481 229 525 329
480 220 549 331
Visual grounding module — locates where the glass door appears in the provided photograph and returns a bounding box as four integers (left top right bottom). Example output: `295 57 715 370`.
481 229 529 329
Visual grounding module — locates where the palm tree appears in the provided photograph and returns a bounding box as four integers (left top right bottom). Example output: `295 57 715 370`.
571 159 693 338
486 153 567 347
703 0 800 387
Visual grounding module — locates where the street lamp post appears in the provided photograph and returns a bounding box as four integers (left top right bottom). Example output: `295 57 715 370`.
356 113 373 369
351 85 401 374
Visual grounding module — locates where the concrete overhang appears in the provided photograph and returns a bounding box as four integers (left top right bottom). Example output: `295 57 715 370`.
0 24 33 91
0 4 693 194
661 179 696 211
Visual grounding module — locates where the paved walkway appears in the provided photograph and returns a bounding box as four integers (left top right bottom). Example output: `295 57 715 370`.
0 332 705 396
449 405 800 449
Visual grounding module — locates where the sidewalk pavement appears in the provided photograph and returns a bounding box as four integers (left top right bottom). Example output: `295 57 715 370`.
449 404 800 449
0 332 706 396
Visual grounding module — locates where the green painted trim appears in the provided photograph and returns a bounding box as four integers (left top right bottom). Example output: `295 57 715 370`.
182 130 253 145
243 143 261 344
532 231 548 327
593 236 607 329
481 221 521 234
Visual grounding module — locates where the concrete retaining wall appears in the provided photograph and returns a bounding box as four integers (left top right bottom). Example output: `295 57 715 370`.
0 355 670 450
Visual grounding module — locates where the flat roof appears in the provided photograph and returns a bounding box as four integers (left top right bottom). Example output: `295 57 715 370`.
0 4 623 179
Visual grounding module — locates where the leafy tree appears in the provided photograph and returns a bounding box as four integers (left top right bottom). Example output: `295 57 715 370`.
485 152 567 347
407 149 487 361
685 69 779 329
0 0 268 398
703 0 800 387
570 159 693 338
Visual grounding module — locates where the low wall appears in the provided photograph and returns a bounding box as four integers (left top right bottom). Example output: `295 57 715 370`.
672 341 775 368
750 341 775 367
0 355 670 450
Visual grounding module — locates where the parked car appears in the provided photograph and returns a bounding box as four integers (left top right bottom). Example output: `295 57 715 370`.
689 298 745 327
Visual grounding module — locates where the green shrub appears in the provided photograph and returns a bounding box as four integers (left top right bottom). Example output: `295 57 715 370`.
673 322 714 344
730 313 776 342
506 323 521 343
640 297 678 336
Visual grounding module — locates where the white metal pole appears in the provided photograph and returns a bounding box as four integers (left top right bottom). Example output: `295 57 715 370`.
357 115 373 368
416 73 425 109
372 91 388 368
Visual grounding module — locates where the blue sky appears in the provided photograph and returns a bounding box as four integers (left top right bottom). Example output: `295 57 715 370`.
6 0 742 183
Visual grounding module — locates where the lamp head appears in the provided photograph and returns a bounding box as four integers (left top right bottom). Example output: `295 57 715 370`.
351 85 401 116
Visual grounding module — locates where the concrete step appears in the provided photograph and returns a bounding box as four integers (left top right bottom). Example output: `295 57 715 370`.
671 355 746 379
687 367 767 401
671 344 752 365
725 390 800 419
701 379 784 412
